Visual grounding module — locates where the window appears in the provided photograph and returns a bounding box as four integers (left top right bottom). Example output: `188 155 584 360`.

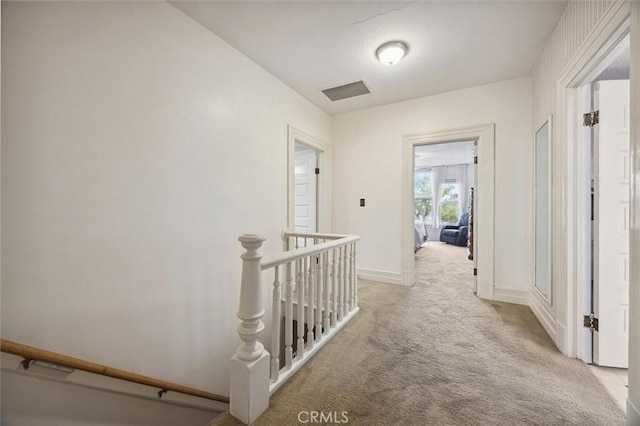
440 181 460 223
414 170 433 223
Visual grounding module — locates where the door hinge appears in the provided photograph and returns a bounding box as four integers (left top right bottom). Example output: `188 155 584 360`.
583 110 599 127
315 167 320 175
583 313 599 331
474 156 478 164
473 268 477 276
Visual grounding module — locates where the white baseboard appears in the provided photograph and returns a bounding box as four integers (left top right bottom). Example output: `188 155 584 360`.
556 322 568 355
358 268 402 286
529 293 557 343
493 288 529 306
628 398 640 426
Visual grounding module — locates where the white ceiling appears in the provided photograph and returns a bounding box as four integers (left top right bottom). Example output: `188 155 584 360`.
172 1 567 116
415 140 475 169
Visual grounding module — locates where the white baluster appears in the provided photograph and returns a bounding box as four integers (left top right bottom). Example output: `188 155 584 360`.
331 248 338 327
350 243 356 310
307 255 315 350
353 243 358 308
271 267 281 382
315 254 322 342
345 244 351 313
297 258 305 357
342 245 347 315
303 255 309 313
337 246 343 322
285 261 293 368
323 251 331 331
230 234 269 425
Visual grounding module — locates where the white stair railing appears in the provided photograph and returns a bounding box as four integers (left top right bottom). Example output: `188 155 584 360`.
230 230 360 424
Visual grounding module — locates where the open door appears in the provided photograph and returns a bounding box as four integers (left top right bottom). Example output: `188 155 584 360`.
294 144 318 233
593 79 630 368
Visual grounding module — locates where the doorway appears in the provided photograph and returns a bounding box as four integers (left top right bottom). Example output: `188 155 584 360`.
574 34 630 412
575 36 630 364
401 124 495 299
287 126 330 234
294 143 319 233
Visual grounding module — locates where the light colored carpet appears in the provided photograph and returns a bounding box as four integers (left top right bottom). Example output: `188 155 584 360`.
213 242 625 425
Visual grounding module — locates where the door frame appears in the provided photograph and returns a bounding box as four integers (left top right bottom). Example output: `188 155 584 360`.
287 126 330 233
531 115 554 329
555 2 631 359
401 123 495 300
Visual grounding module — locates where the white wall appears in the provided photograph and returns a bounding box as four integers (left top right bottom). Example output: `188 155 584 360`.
331 77 532 292
1 0 330 400
2 352 219 426
532 0 617 127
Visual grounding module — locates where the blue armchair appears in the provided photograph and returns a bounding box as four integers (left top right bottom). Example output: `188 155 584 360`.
439 212 469 247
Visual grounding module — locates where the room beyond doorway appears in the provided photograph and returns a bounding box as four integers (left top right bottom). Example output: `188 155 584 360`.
413 140 475 252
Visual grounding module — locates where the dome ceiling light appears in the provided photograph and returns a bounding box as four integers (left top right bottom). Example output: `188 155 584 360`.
376 41 409 66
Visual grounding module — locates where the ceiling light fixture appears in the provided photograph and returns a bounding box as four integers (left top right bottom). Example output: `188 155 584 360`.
376 41 409 66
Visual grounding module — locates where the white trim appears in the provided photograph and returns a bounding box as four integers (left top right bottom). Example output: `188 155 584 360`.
557 1 631 357
493 288 529 306
529 294 558 342
628 399 640 425
558 1 632 86
357 268 403 286
402 124 495 300
287 126 331 235
574 84 593 364
629 2 640 422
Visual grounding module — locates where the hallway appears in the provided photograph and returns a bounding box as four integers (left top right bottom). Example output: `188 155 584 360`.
215 242 624 425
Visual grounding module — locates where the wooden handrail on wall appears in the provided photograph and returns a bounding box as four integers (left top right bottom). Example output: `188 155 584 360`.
0 339 230 404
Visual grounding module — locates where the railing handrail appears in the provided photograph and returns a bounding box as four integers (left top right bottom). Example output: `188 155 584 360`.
231 230 360 423
282 230 352 240
0 339 230 404
261 234 360 270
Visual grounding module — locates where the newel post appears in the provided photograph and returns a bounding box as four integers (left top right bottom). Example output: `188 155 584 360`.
230 234 270 424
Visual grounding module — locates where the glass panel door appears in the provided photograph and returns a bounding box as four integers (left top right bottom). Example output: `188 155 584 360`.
535 119 551 300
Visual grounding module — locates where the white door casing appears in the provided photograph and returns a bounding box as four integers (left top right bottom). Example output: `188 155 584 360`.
294 145 318 233
577 83 594 364
555 2 630 358
593 79 630 368
402 124 495 298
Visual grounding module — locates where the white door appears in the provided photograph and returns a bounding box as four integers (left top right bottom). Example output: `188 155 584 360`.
294 144 318 232
593 80 630 368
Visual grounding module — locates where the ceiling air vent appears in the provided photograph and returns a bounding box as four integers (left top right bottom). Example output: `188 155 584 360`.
321 80 370 101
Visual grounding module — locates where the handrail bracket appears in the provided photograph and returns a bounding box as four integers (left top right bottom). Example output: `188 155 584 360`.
20 357 33 370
